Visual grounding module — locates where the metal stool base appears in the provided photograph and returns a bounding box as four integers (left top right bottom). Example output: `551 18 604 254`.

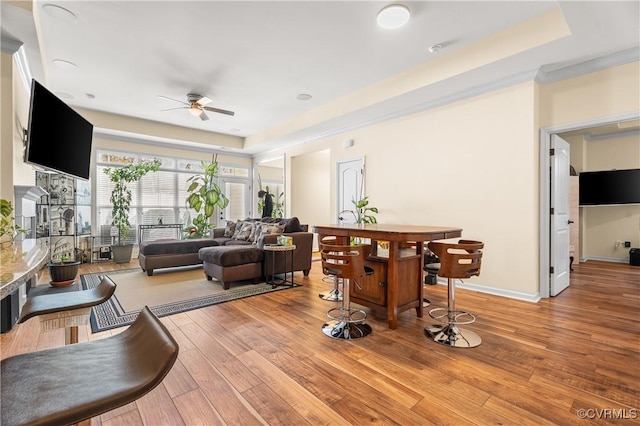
424 324 482 348
322 320 372 340
319 288 343 301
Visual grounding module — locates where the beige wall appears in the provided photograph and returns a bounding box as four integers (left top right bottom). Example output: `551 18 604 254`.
539 62 640 127
290 150 330 245
1 52 14 202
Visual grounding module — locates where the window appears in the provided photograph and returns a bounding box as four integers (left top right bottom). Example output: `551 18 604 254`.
95 149 250 242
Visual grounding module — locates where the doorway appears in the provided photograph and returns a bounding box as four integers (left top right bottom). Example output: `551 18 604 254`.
539 112 639 298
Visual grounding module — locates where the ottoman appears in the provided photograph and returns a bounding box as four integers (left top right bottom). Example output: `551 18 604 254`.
199 246 264 290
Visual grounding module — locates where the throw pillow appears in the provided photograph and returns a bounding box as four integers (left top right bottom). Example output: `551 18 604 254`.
248 223 262 243
234 221 254 241
231 220 245 239
223 220 236 237
259 223 285 238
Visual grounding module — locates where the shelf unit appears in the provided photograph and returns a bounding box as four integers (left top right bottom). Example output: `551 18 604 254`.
35 172 92 263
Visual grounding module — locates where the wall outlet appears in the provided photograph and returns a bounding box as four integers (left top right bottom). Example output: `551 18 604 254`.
615 240 623 249
625 241 631 248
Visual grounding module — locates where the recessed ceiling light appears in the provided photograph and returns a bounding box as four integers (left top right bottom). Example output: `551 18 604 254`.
296 94 312 101
55 92 73 99
86 93 95 99
42 4 78 23
377 4 410 29
428 44 442 54
52 59 77 70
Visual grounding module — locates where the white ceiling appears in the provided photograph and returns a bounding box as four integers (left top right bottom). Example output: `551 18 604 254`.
2 1 639 155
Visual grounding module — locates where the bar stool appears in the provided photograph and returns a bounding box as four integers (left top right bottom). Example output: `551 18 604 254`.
319 236 343 302
2 306 178 426
424 239 484 348
19 277 116 344
320 242 373 340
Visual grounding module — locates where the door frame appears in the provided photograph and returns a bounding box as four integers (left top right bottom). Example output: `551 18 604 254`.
538 111 639 298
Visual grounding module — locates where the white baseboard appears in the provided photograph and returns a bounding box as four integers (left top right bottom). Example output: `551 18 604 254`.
429 278 541 303
580 256 628 264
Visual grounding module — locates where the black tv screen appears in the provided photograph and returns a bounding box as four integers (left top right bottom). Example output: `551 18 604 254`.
25 79 93 180
579 169 640 205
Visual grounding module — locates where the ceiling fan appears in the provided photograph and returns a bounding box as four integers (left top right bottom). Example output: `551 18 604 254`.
158 93 235 121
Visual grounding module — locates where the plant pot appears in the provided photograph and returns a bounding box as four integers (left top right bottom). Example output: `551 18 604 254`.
111 244 134 264
48 261 80 287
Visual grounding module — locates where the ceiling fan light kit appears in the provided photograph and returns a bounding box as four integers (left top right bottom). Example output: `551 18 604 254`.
158 93 235 121
377 4 410 29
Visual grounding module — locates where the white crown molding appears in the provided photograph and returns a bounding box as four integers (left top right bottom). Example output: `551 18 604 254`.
535 47 640 84
0 34 22 54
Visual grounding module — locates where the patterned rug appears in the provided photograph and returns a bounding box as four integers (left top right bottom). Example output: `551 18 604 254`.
80 266 300 332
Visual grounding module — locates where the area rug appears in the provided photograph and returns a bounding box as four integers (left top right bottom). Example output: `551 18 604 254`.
80 266 300 332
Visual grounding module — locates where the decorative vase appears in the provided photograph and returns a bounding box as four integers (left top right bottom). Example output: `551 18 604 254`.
48 261 80 287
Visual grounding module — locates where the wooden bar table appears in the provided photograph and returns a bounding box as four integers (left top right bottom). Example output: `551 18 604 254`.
313 224 462 329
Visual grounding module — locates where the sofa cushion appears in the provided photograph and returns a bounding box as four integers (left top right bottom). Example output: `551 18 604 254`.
139 238 219 256
225 239 253 246
211 237 233 245
199 246 263 267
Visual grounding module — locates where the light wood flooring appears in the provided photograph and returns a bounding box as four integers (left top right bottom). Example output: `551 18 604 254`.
1 259 638 425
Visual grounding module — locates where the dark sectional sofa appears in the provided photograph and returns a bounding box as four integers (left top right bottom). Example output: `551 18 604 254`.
138 217 313 279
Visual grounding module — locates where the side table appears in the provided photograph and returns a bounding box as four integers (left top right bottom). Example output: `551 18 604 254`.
263 244 296 288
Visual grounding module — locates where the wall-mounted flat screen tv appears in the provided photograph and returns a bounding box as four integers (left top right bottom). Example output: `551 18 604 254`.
25 79 93 180
579 169 640 205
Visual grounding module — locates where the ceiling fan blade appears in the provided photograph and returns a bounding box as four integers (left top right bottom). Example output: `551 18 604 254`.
157 95 188 106
161 107 188 111
199 111 209 121
203 106 235 116
195 96 213 106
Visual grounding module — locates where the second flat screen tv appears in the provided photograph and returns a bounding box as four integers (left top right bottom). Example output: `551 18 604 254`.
25 79 93 180
579 169 640 205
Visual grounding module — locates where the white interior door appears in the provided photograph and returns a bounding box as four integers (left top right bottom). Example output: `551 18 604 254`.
336 158 363 223
550 134 571 296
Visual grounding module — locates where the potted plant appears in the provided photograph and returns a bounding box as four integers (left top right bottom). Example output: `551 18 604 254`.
339 196 379 225
184 154 229 238
48 254 81 287
0 199 27 246
103 158 161 263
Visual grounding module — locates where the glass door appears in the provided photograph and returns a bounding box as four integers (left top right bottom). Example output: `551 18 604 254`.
218 179 250 226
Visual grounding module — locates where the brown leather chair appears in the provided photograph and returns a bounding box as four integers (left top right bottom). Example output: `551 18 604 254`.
424 239 484 348
1 306 179 426
320 242 373 339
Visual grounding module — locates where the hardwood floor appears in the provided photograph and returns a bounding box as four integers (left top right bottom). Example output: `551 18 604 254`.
2 259 638 425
